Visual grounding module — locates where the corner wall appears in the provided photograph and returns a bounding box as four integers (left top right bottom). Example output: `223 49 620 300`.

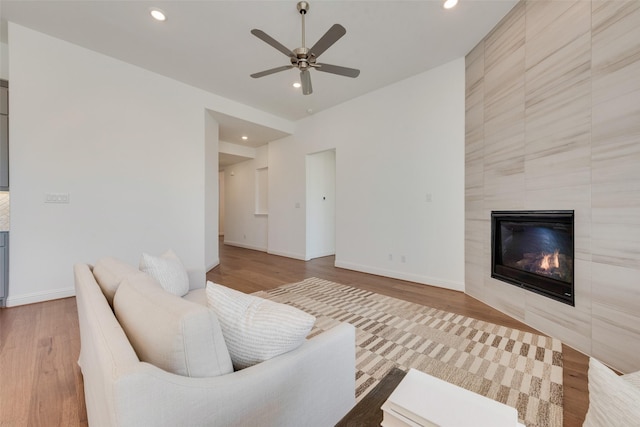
465 0 640 373
266 58 466 289
6 23 293 305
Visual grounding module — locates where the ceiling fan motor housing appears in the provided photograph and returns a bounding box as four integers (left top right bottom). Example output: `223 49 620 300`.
297 2 310 14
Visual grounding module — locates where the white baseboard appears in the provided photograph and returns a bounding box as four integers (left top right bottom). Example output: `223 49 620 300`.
334 260 465 292
6 287 76 307
224 240 267 252
307 250 336 260
206 259 220 271
267 249 307 261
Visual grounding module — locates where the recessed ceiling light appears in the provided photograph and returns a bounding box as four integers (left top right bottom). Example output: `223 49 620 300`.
293 82 302 88
241 136 248 141
150 8 167 21
443 0 458 9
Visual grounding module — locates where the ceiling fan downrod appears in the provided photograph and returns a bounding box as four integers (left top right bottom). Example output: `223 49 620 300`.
295 1 311 71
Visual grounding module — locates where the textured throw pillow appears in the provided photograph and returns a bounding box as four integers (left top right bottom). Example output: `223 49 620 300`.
139 250 189 297
583 358 640 427
205 281 316 369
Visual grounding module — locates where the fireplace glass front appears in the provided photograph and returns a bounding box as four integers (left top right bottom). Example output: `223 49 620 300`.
491 210 574 306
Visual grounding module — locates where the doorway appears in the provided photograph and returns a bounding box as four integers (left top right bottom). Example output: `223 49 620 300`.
306 149 336 260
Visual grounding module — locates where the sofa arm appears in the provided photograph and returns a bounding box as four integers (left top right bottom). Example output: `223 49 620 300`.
113 322 356 427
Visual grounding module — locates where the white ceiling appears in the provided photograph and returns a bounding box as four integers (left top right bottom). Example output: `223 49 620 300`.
1 0 517 163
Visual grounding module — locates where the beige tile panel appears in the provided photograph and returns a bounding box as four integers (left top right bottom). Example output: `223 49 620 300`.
573 258 593 310
484 93 524 134
591 89 640 154
591 262 640 317
484 120 524 162
465 103 484 137
465 43 484 91
592 58 640 107
524 144 591 191
524 0 591 69
525 0 581 40
482 276 526 321
484 1 525 76
466 40 484 72
465 138 484 169
592 0 640 68
592 302 640 373
465 155 483 178
591 227 640 268
592 0 640 33
482 194 526 223
525 295 592 356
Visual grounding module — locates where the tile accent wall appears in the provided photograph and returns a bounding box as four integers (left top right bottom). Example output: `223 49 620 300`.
465 0 640 373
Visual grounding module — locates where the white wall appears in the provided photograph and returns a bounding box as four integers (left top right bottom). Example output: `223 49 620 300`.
264 58 465 289
204 111 219 271
7 24 293 305
218 171 225 236
216 58 465 289
223 145 269 252
1 41 8 80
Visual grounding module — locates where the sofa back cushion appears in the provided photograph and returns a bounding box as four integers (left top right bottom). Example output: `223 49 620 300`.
92 257 139 307
113 272 233 378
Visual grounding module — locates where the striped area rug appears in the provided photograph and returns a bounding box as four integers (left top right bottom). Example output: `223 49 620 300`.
256 277 563 427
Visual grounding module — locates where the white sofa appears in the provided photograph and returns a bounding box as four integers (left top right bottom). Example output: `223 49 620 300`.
74 258 356 427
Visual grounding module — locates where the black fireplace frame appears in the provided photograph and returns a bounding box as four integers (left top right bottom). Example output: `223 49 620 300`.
491 210 575 306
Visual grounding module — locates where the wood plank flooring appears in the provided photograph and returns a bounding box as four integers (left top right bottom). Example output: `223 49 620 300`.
0 242 589 426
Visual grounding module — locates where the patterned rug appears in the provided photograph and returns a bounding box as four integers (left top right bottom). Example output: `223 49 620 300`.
256 277 563 427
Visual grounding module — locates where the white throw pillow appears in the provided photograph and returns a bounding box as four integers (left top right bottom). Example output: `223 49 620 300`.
583 358 640 427
205 281 316 369
139 250 189 297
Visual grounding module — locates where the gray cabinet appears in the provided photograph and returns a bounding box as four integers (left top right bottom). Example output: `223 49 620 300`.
0 79 7 190
0 232 8 307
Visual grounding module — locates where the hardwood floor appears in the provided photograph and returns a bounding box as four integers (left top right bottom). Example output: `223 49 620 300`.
0 242 589 426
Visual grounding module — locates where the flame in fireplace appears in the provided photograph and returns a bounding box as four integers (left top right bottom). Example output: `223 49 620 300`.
540 249 560 270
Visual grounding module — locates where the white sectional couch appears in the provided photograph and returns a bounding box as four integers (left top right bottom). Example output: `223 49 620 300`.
74 257 356 427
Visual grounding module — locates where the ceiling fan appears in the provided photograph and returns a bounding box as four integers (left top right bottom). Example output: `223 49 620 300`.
250 1 360 95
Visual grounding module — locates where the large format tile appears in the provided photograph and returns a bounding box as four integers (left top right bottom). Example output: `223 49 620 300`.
465 0 640 374
592 302 640 373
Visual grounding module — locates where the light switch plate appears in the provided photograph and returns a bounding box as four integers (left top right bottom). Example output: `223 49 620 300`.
45 193 70 204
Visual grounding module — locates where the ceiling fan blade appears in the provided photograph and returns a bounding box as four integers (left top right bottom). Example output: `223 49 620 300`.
309 24 346 58
251 29 295 57
250 65 294 79
316 63 360 78
300 70 313 95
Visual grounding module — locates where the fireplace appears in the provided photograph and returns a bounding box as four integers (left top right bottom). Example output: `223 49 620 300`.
491 210 574 306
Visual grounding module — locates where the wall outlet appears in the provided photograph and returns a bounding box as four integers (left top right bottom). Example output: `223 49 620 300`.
388 254 393 261
401 255 406 263
45 193 70 204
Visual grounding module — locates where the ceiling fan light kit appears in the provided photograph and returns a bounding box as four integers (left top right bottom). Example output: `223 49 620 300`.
250 1 360 95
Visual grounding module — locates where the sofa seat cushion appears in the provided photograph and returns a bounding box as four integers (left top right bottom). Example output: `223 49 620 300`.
92 257 140 306
114 272 233 377
583 358 640 427
206 281 316 370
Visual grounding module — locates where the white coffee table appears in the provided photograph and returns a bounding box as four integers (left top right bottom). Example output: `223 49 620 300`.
381 368 526 427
